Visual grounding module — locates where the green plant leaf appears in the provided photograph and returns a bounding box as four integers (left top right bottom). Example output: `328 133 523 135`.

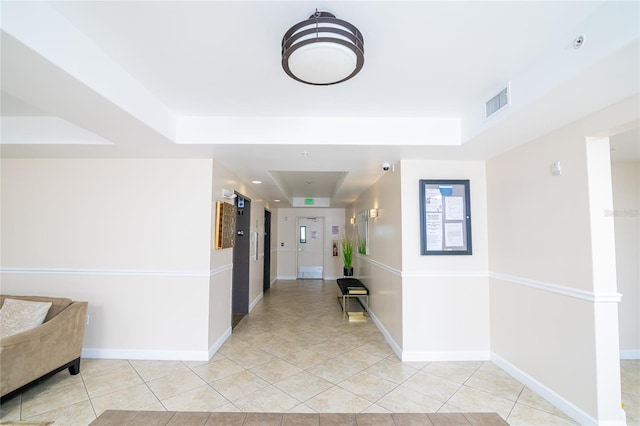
341 235 353 267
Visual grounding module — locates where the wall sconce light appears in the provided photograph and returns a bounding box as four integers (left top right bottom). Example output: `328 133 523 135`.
222 189 237 199
350 217 356 225
369 208 378 218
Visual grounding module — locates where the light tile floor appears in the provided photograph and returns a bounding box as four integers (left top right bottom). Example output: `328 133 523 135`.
1 280 637 425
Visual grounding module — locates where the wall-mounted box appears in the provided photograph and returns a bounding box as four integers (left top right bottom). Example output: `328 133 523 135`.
215 201 236 249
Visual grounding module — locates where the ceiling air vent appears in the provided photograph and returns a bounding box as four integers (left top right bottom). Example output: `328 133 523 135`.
485 86 510 118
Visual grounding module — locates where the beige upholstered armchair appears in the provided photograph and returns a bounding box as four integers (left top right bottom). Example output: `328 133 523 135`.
0 295 88 401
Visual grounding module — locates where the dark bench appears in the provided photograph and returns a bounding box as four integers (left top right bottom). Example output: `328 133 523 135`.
336 278 369 316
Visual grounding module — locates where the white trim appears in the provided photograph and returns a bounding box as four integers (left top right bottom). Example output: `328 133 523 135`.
82 326 232 362
249 292 263 312
402 350 491 362
3 267 623 304
402 271 489 278
210 264 233 276
277 275 297 280
367 308 402 360
82 347 210 362
1 267 212 277
345 263 622 304
360 256 402 276
489 271 622 303
1 266 235 278
621 349 640 359
208 327 232 360
491 352 626 426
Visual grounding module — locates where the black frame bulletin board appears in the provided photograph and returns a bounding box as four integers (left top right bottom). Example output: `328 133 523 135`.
419 179 472 255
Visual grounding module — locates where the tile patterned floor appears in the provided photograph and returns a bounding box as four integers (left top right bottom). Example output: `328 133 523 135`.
1 280 637 425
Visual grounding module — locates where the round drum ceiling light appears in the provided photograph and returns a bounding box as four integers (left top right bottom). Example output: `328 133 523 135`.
281 10 364 86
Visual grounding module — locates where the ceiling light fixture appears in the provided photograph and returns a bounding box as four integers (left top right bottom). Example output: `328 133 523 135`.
282 9 364 85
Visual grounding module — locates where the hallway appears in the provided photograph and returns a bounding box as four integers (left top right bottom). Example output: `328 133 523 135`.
224 280 582 423
4 280 613 425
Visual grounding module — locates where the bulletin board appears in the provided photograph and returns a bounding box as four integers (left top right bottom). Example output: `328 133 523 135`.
419 179 472 255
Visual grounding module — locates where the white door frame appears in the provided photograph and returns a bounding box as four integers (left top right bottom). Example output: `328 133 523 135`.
296 217 325 279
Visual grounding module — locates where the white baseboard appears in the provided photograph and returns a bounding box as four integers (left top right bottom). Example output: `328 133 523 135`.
621 349 640 359
367 308 402 360
402 350 490 362
208 327 232 360
249 292 263 312
82 347 210 362
82 327 233 362
277 276 297 280
367 308 488 362
491 353 626 426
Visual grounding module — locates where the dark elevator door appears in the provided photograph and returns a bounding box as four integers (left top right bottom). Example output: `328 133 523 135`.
232 193 251 327
263 209 271 293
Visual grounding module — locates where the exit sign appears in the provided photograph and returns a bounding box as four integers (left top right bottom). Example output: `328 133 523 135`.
292 197 329 207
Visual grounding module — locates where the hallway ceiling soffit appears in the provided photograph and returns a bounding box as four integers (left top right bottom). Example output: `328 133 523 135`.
0 1 639 207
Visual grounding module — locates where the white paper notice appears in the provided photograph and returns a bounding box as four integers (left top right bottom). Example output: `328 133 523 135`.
426 213 443 250
425 189 442 213
445 196 464 220
444 222 464 247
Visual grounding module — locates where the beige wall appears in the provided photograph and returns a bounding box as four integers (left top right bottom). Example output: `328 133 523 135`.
400 160 490 360
1 159 214 359
1 158 275 360
349 160 490 359
612 160 640 355
1 159 212 270
208 161 234 351
487 117 625 423
275 208 345 280
352 163 404 352
487 126 595 288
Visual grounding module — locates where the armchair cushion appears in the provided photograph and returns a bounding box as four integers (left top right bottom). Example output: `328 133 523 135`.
0 295 72 322
0 298 52 338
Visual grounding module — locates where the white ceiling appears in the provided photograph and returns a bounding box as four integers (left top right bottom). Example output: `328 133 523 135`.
1 1 638 207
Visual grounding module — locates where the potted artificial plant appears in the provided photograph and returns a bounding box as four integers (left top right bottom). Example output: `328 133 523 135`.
341 236 354 276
